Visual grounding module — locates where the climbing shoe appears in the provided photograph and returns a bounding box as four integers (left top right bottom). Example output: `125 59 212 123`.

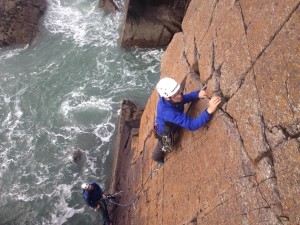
158 160 164 166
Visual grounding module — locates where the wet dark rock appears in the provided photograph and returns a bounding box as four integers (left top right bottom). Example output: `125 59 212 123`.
121 0 191 48
99 0 119 12
72 149 82 163
0 0 46 47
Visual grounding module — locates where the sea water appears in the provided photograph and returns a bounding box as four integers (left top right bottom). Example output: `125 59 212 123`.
0 0 163 224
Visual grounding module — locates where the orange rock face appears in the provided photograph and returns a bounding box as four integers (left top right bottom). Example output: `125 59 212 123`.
111 1 300 224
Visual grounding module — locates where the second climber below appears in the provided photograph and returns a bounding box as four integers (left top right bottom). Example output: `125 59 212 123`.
81 182 112 225
152 77 221 164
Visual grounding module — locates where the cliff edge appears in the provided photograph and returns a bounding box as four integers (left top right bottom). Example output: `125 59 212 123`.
111 1 299 224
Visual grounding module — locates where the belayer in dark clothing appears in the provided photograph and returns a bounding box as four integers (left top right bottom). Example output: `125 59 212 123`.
153 77 221 164
81 182 112 225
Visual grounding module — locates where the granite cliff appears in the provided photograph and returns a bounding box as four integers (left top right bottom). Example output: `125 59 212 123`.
110 0 300 224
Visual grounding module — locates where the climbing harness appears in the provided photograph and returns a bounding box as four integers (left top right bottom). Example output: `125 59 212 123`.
161 135 173 152
153 117 175 153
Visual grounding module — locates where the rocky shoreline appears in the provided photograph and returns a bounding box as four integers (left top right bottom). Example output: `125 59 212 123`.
0 0 46 47
1 0 187 48
0 0 119 47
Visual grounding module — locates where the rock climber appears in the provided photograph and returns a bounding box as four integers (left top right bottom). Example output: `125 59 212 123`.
81 182 112 225
152 77 221 164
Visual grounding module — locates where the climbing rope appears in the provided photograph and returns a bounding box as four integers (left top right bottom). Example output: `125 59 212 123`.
107 162 161 208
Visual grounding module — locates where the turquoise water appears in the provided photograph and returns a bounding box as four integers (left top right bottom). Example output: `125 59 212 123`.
0 0 163 224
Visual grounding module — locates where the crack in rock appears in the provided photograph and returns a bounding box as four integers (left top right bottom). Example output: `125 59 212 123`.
199 0 220 45
284 75 297 114
250 1 300 64
236 0 248 33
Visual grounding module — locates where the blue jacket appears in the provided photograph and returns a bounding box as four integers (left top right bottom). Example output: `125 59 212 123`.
156 90 212 135
82 182 103 208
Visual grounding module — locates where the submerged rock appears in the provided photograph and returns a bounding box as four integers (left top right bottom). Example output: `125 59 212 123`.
71 149 87 165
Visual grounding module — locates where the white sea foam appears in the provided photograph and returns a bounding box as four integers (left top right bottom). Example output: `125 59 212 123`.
0 94 11 104
51 207 85 225
36 174 49 185
49 184 85 225
60 90 113 119
94 123 115 142
44 0 122 47
2 111 12 127
85 155 99 175
0 45 29 60
13 193 34 202
0 95 25 178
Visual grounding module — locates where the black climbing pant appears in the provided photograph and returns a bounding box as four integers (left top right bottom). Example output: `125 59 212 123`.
152 141 165 163
99 199 111 225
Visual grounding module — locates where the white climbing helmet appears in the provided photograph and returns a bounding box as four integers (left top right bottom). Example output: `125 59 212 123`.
156 77 180 98
81 183 88 189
